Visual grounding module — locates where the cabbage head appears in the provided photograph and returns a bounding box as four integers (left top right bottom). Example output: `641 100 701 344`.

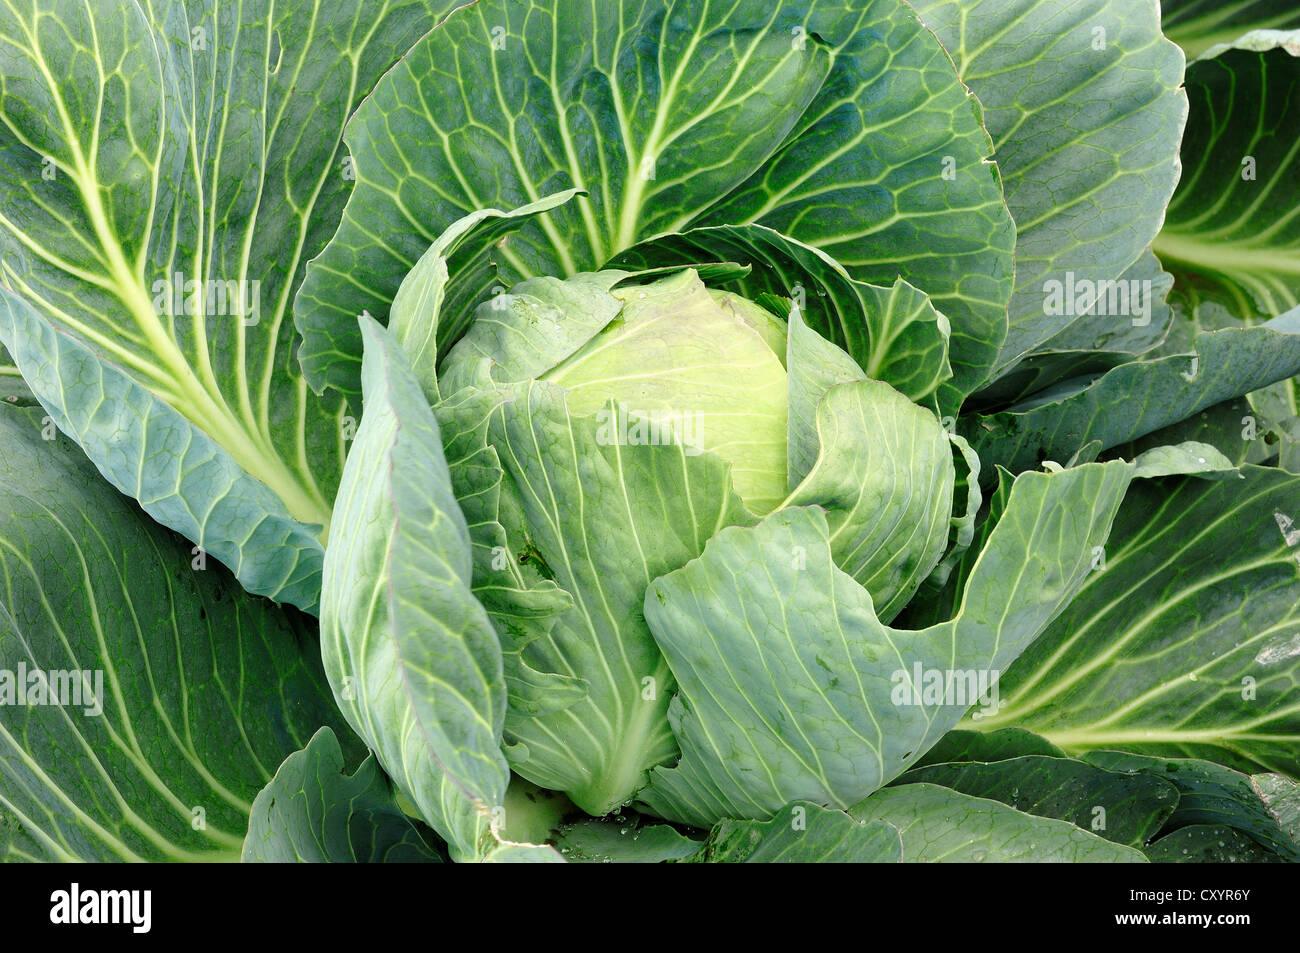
319 193 1160 861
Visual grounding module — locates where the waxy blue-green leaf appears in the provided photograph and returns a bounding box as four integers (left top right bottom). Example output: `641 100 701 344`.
296 0 1012 408
896 754 1179 847
966 314 1300 480
848 783 1147 862
0 0 462 610
321 318 508 862
1155 32 1300 321
1109 397 1273 469
639 463 1133 827
1084 751 1300 860
976 251 1177 406
974 467 1300 779
905 441 1245 642
1162 0 1300 60
1128 440 1236 478
242 728 443 863
0 293 325 611
688 802 902 863
617 226 955 412
787 378 955 621
912 0 1186 374
552 815 703 863
913 728 1066 768
1145 824 1283 862
0 405 351 861
482 381 753 815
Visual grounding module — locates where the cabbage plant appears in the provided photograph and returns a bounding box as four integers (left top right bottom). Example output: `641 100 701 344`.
1 0 1300 864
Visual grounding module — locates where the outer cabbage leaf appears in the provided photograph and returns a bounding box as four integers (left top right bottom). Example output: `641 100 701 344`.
912 0 1186 375
551 814 703 863
242 728 443 863
638 462 1134 827
1085 751 1300 860
320 318 508 862
1254 772 1300 844
0 0 461 610
966 313 1300 480
1155 32 1300 321
848 783 1147 862
1162 0 1300 59
976 251 1177 406
912 728 1066 767
687 802 902 863
296 0 1013 410
973 467 1300 778
0 405 350 861
1108 396 1273 469
0 342 32 404
0 293 325 611
1144 824 1283 861
896 754 1179 847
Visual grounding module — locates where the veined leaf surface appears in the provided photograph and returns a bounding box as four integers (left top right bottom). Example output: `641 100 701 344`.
483 382 753 815
975 467 1300 777
913 0 1186 374
688 802 902 863
849 783 1147 861
639 463 1133 827
242 728 443 863
896 754 1179 847
296 0 1014 409
0 405 349 861
321 319 508 862
1162 0 1300 59
967 313 1300 480
0 0 459 609
1155 31 1300 321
